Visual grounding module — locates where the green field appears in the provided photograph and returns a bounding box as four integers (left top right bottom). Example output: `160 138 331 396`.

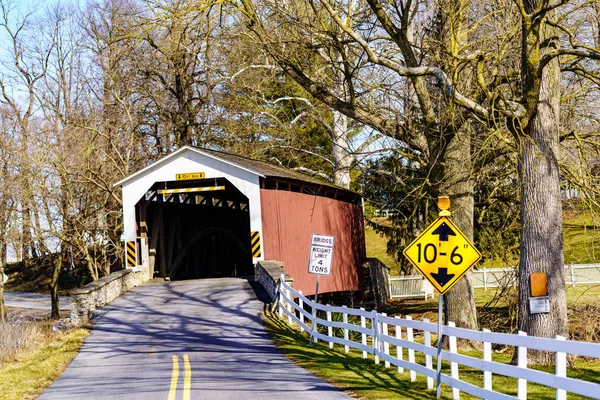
365 229 402 271
563 211 600 264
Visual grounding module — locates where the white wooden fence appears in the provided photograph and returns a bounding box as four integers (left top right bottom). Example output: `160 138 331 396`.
470 264 600 289
277 274 600 400
389 265 600 295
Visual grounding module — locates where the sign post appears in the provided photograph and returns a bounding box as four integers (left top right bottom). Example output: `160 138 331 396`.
435 293 443 398
307 233 335 345
402 196 482 398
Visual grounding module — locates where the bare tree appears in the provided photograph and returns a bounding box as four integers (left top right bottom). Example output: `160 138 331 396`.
0 0 53 264
236 0 484 331
236 0 600 360
0 106 18 322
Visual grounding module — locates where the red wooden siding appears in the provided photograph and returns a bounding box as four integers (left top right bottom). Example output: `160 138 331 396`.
260 189 366 295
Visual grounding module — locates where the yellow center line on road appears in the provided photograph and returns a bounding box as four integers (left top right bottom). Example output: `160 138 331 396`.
167 354 191 400
168 355 179 400
183 354 192 400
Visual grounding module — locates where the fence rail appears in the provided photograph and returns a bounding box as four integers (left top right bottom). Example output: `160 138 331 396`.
277 274 600 400
470 264 600 289
389 264 600 295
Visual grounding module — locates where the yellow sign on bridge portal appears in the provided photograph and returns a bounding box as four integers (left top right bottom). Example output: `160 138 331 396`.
176 172 205 181
403 216 482 294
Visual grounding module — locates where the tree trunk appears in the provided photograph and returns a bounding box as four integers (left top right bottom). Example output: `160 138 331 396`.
0 162 6 322
331 109 352 189
331 49 352 189
20 123 35 261
513 2 567 364
0 232 5 323
21 199 33 261
84 249 99 281
516 51 567 364
0 267 5 323
50 253 62 319
429 0 478 335
439 124 479 335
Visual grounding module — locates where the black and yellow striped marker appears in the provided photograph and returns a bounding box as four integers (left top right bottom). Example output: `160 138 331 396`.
126 241 136 268
251 231 261 258
157 186 225 194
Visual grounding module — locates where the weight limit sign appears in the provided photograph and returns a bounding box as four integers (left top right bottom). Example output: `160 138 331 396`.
308 234 335 275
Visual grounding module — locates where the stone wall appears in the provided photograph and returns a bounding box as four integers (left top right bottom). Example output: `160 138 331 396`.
255 260 293 302
70 269 147 325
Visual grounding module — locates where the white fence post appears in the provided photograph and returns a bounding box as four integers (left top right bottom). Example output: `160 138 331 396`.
394 316 404 374
483 328 492 392
327 310 333 349
382 313 390 368
313 304 319 344
373 311 380 365
517 331 528 400
406 316 416 382
570 265 576 286
342 306 349 353
360 307 367 359
278 278 284 318
424 318 433 389
286 288 293 326
448 321 459 399
556 335 567 400
299 290 304 333
483 267 488 290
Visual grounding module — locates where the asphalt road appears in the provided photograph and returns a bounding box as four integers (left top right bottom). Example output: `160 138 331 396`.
4 291 71 311
39 278 350 400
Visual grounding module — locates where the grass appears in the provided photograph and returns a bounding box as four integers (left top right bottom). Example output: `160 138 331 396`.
265 314 448 399
0 321 53 360
264 314 600 400
563 211 600 264
365 229 401 273
0 323 89 400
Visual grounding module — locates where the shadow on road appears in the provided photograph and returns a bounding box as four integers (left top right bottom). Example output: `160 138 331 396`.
39 277 349 400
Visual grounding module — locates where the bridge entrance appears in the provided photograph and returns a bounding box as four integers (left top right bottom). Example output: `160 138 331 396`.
135 177 253 280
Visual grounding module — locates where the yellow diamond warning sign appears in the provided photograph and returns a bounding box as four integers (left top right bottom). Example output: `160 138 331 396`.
403 216 482 294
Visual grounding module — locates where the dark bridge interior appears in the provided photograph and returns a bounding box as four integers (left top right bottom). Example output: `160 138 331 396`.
136 178 253 280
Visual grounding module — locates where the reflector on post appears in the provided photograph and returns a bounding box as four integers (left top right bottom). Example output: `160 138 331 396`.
530 272 548 297
437 196 451 216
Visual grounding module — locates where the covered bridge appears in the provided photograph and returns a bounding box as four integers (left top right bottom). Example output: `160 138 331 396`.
114 146 366 295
